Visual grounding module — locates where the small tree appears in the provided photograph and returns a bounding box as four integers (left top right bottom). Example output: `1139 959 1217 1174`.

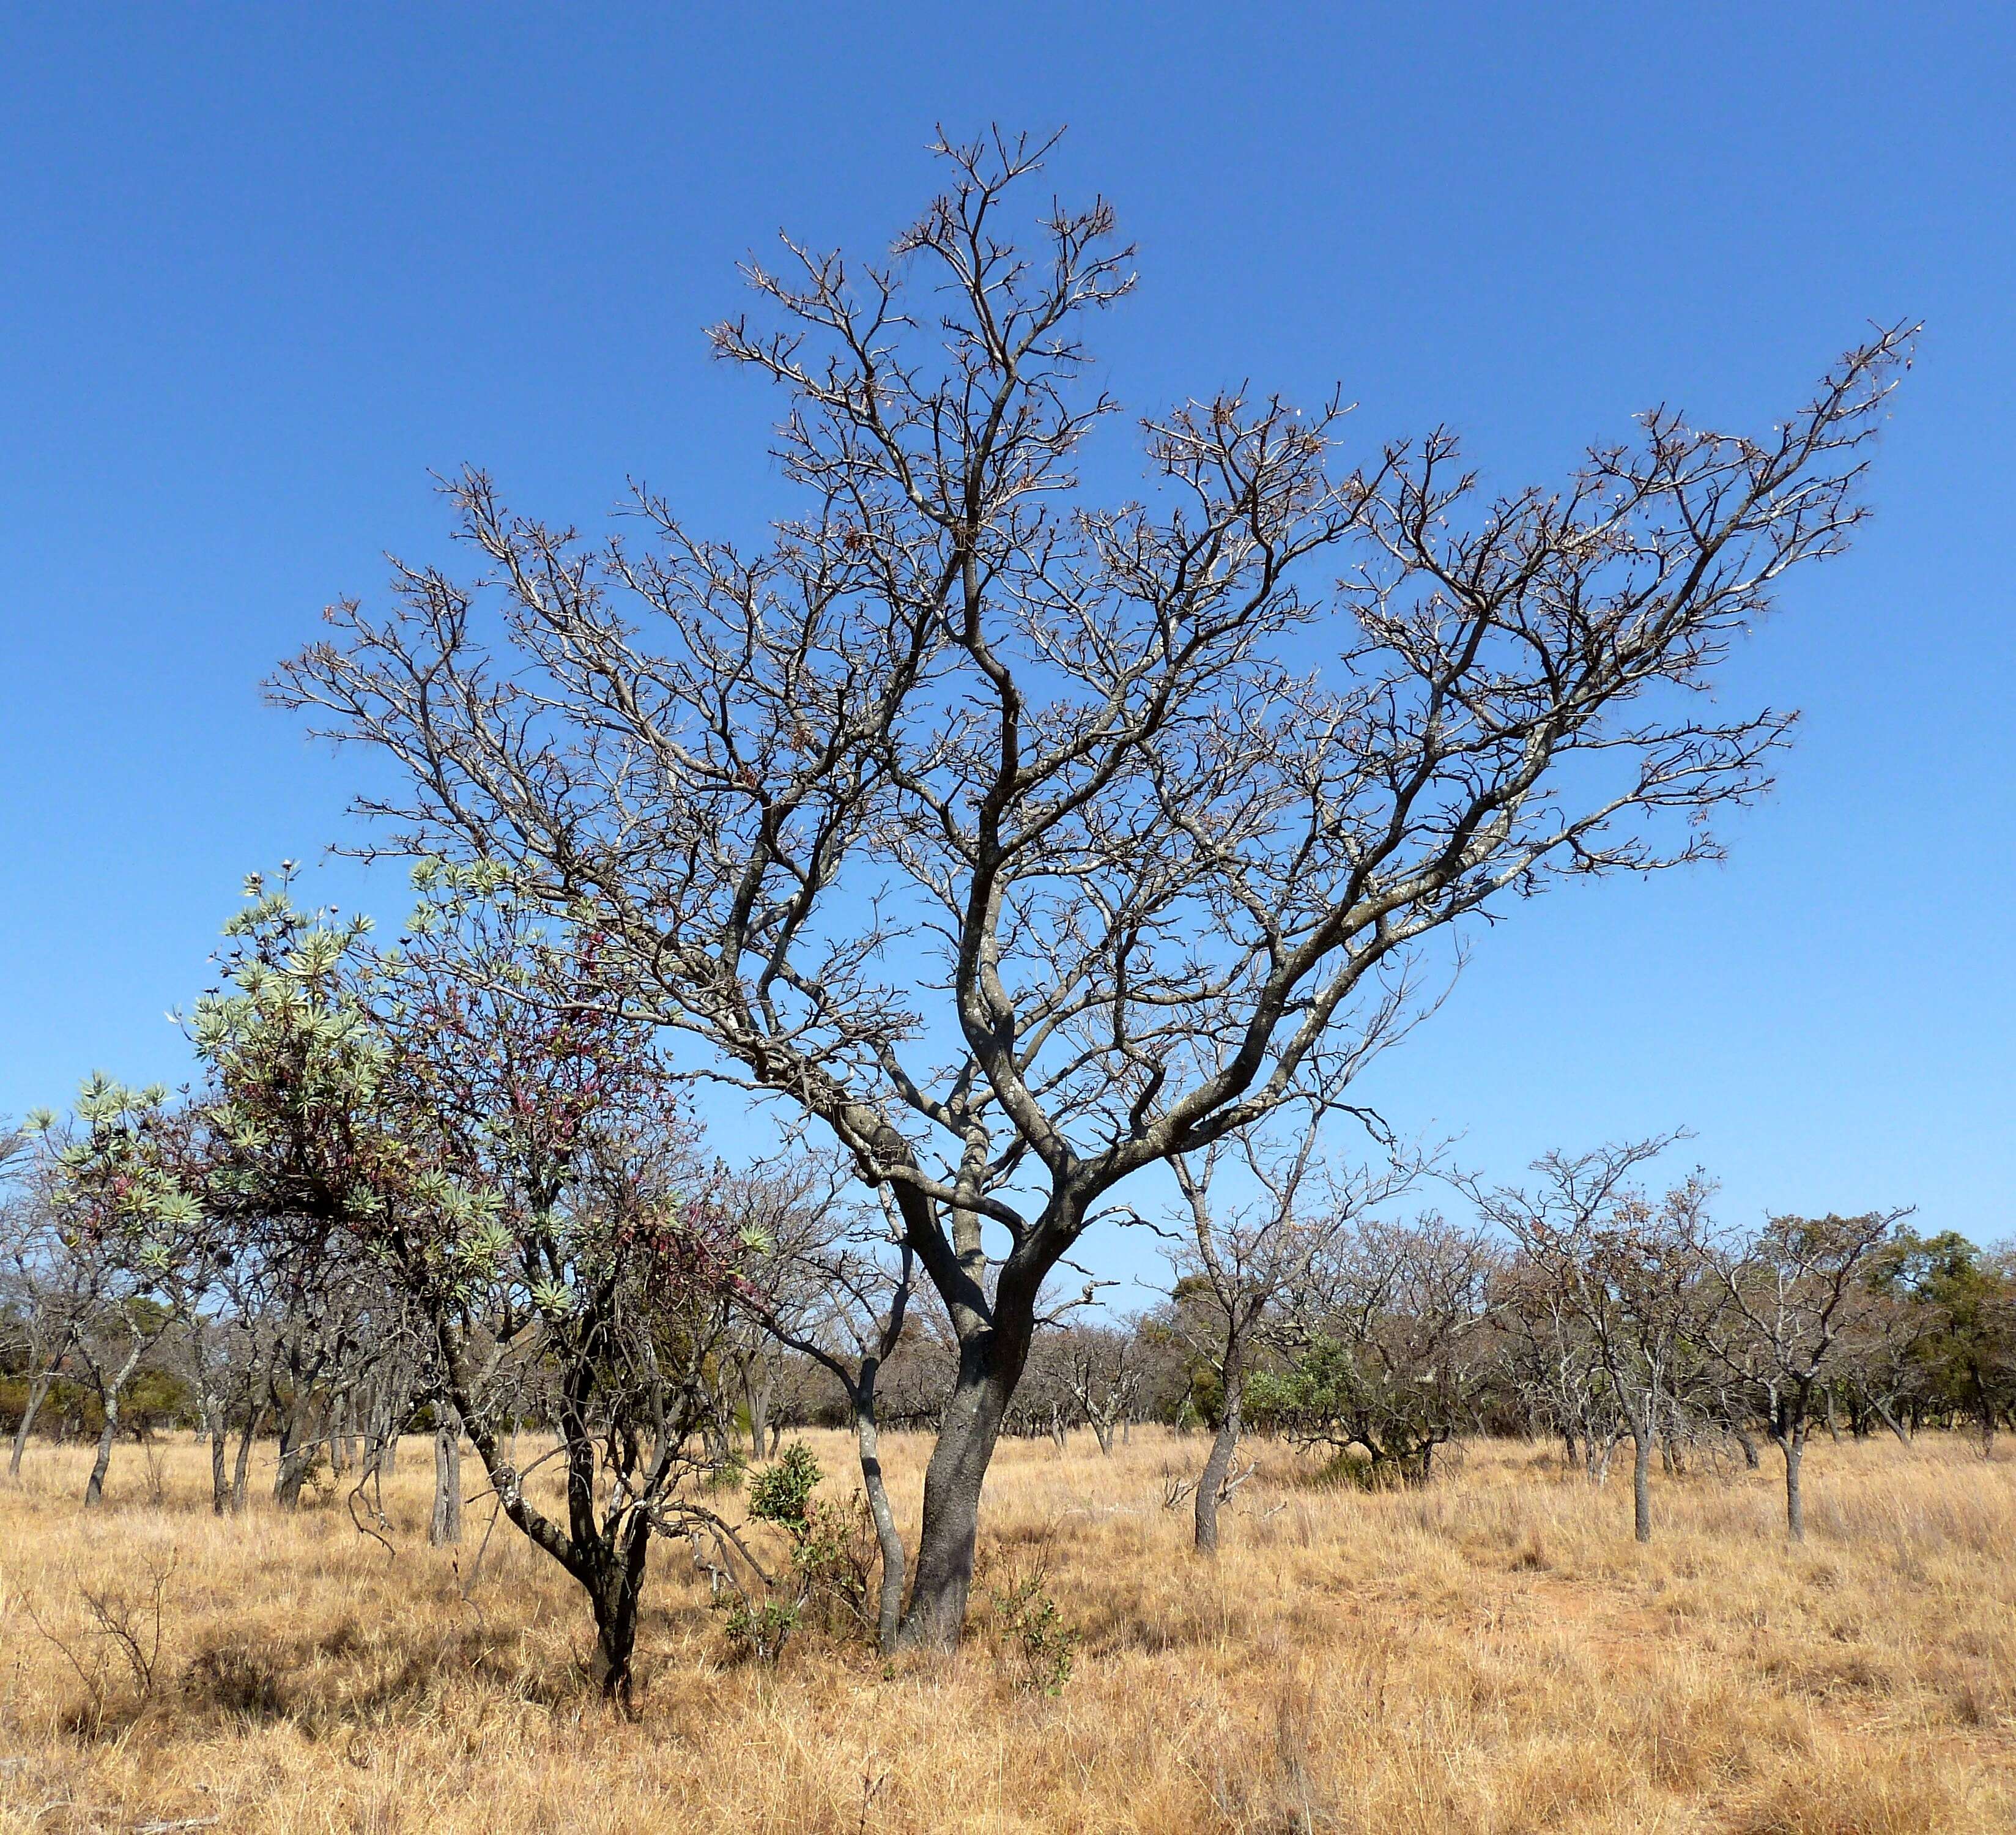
1248 1214 1499 1485
1703 1210 1907 1540
1062 1325 1138 1456
721 1167 919 1652
187 869 747 1705
28 1080 211 1506
1475 1144 1716 1543
1147 1108 1411 1550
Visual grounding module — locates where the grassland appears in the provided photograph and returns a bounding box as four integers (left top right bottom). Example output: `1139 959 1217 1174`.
1 1427 2011 1833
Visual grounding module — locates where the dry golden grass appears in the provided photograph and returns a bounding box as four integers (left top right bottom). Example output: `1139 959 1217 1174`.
1 1426 2012 1833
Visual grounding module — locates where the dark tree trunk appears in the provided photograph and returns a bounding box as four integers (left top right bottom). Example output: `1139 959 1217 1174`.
1732 1423 1762 1470
897 1330 1019 1650
587 1525 651 1711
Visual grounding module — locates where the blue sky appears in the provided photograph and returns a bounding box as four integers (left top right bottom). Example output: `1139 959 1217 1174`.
1 5 2010 1255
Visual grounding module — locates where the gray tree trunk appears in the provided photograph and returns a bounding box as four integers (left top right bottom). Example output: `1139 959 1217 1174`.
207 1400 230 1514
1783 1426 1807 1542
1869 1397 1913 1448
897 1336 1017 1649
856 1399 906 1653
9 1370 55 1478
273 1399 316 1508
430 1413 464 1546
1631 1423 1653 1544
84 1401 118 1507
1195 1372 1244 1555
231 1413 258 1513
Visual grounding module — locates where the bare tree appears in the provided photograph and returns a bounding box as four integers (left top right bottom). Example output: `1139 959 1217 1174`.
1144 1106 1409 1551
1253 1214 1502 1486
1474 1144 1716 1543
1703 1210 1909 1540
1495 1253 1628 1481
275 130 1909 1642
1061 1324 1138 1456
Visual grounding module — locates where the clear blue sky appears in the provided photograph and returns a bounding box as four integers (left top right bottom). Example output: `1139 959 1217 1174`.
2 6 2009 1248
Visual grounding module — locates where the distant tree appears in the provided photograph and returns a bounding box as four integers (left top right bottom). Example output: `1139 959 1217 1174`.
721 1163 921 1653
1248 1214 1500 1486
3 1143 89 1480
1473 1144 1716 1543
27 1080 213 1505
1061 1323 1139 1456
276 130 1910 1644
1700 1210 1908 1539
1868 1229 2016 1450
1146 1105 1412 1551
1494 1251 1629 1480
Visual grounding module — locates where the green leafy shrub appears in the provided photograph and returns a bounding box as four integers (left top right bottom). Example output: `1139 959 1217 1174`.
719 1442 875 1663
985 1560 1078 1694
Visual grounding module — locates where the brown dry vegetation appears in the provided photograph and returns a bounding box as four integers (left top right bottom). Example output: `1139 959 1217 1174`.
1 1429 2011 1834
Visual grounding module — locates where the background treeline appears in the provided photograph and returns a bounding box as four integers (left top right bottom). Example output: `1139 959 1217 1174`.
9 1096 2009 1533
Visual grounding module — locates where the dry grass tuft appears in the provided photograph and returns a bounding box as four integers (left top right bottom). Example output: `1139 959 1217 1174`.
1 1429 2012 1832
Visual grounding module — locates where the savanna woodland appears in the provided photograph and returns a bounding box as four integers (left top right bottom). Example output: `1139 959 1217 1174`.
7 133 2005 1835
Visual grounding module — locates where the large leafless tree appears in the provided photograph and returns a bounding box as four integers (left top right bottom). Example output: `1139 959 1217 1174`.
275 130 1908 1644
